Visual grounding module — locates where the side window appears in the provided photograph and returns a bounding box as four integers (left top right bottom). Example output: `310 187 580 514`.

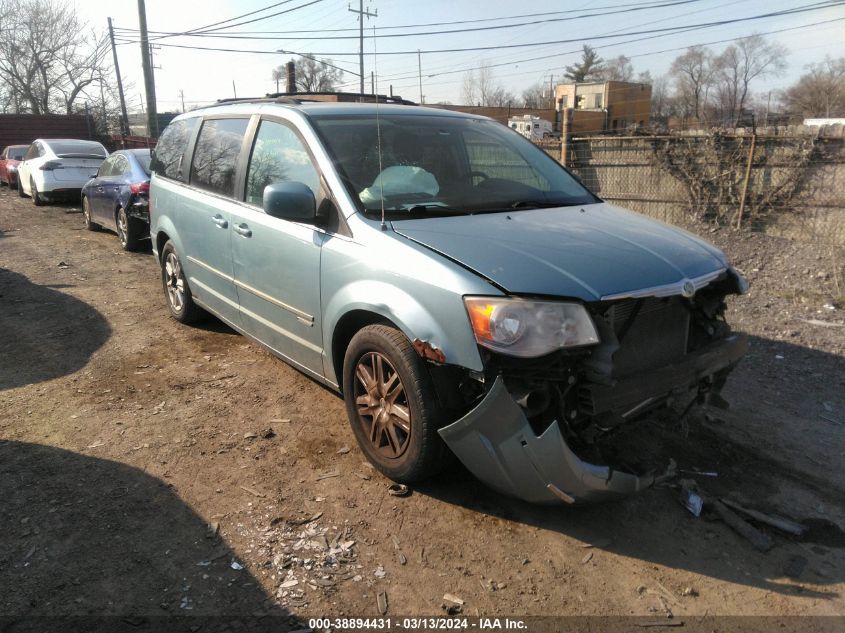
116 155 130 176
245 120 320 207
98 156 116 177
25 144 38 160
463 128 549 190
190 118 249 198
151 117 199 181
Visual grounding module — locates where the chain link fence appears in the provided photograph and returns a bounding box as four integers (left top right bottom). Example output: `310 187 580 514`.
534 132 845 245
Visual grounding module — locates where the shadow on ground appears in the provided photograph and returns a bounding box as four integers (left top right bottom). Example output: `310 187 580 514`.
0 269 111 391
416 335 845 601
0 440 304 631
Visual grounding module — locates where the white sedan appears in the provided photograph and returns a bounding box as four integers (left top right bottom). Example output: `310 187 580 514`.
17 138 108 205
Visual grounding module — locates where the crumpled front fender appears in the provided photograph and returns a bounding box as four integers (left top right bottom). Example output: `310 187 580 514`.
438 377 653 504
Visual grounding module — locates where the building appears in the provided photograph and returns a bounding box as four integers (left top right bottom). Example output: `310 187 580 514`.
554 80 652 134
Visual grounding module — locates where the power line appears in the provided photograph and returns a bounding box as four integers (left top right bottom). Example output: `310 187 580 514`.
386 18 845 93
114 0 706 41
335 0 752 88
264 1 845 55
147 0 326 42
122 2 844 59
113 0 691 35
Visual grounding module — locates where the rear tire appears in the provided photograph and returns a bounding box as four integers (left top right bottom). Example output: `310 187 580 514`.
343 324 452 483
82 197 100 231
161 241 203 324
116 206 141 251
31 179 44 206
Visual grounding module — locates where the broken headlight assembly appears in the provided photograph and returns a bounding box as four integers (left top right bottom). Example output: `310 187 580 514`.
464 296 599 357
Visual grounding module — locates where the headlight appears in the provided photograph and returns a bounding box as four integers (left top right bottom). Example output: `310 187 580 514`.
464 296 599 357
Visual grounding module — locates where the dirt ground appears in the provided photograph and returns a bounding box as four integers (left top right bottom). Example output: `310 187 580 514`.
1 186 844 627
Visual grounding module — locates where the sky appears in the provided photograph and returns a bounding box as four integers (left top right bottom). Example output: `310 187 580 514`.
72 0 845 114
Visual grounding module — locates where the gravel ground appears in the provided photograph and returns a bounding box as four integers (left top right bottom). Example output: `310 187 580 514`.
1 187 843 627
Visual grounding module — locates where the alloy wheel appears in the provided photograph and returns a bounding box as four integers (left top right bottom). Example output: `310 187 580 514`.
163 252 185 312
353 352 412 459
117 208 128 246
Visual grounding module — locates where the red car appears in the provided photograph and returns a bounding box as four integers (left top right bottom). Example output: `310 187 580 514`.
0 144 28 188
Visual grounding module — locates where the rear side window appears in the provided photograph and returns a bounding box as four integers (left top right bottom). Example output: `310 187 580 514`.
190 118 249 197
151 117 199 181
98 156 118 177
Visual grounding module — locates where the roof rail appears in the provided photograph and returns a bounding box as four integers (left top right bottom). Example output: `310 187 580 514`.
209 91 416 108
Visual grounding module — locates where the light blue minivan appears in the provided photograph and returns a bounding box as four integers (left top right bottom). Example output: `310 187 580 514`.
150 97 748 504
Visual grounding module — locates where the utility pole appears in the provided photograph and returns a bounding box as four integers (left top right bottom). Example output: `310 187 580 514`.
107 17 129 136
417 50 423 104
179 89 185 113
233 80 237 99
137 0 158 137
348 1 376 95
370 71 374 95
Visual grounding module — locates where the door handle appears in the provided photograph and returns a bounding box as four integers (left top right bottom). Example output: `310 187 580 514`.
211 214 228 229
233 223 252 238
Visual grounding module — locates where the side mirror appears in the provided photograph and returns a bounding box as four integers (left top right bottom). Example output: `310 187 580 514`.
263 181 316 221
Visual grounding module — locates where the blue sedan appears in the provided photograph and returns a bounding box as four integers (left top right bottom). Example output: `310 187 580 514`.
81 149 151 251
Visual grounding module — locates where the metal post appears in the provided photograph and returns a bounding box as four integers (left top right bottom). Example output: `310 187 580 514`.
137 0 158 137
736 133 756 229
107 17 129 137
418 50 423 104
561 107 573 167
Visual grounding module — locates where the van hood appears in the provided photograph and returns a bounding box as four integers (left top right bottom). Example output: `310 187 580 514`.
391 203 728 301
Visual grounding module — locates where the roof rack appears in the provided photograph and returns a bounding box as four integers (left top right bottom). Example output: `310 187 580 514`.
210 91 416 108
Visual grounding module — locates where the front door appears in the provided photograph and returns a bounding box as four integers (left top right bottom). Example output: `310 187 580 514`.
230 118 325 375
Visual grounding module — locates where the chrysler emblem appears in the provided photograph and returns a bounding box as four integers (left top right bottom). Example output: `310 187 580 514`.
681 279 696 298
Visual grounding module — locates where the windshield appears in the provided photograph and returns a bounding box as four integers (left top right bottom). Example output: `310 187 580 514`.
48 140 107 158
309 113 597 216
7 147 26 160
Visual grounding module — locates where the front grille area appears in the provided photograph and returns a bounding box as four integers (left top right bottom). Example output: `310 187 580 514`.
605 297 690 378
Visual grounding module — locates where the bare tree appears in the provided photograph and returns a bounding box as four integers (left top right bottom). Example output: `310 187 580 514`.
0 0 116 116
600 55 634 82
271 67 285 93
521 82 551 108
461 70 478 106
780 56 845 119
274 55 343 93
713 34 787 126
564 45 604 82
460 63 513 106
670 46 715 121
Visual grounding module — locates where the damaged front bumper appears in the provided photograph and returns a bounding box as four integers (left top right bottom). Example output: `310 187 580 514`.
438 333 748 504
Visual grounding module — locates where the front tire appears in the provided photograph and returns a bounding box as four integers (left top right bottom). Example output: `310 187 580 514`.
116 206 141 251
31 179 44 206
160 241 203 324
82 197 100 231
343 324 451 483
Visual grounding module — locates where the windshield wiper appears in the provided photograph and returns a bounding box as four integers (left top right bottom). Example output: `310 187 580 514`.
509 199 581 209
